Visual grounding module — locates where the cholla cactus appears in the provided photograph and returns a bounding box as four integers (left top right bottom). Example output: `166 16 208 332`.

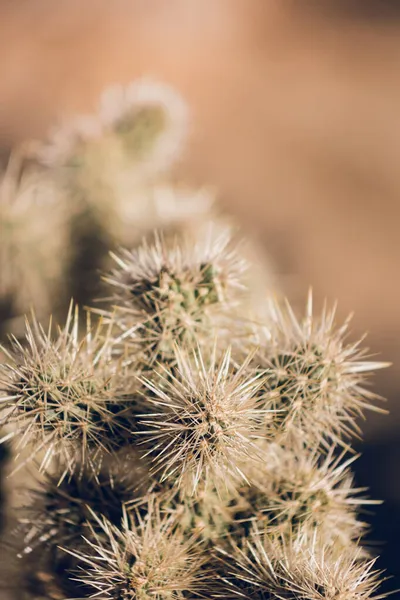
137 345 266 494
227 442 372 551
252 294 388 450
17 453 146 559
34 79 191 254
0 304 134 478
100 229 247 364
0 231 391 600
217 527 385 600
0 79 392 600
37 79 188 179
65 502 208 600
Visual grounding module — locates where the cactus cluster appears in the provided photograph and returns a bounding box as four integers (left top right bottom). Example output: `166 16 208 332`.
0 228 390 600
0 79 391 599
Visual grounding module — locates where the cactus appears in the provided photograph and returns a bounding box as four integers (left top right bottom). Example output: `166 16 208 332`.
0 305 135 478
251 296 388 450
0 79 392 600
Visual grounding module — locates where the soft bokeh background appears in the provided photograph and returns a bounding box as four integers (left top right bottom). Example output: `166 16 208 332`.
1 0 400 593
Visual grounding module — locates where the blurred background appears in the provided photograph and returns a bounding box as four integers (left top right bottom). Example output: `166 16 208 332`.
1 0 400 594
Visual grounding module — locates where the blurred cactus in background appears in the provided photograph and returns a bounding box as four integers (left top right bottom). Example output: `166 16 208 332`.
0 150 70 328
0 79 391 599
